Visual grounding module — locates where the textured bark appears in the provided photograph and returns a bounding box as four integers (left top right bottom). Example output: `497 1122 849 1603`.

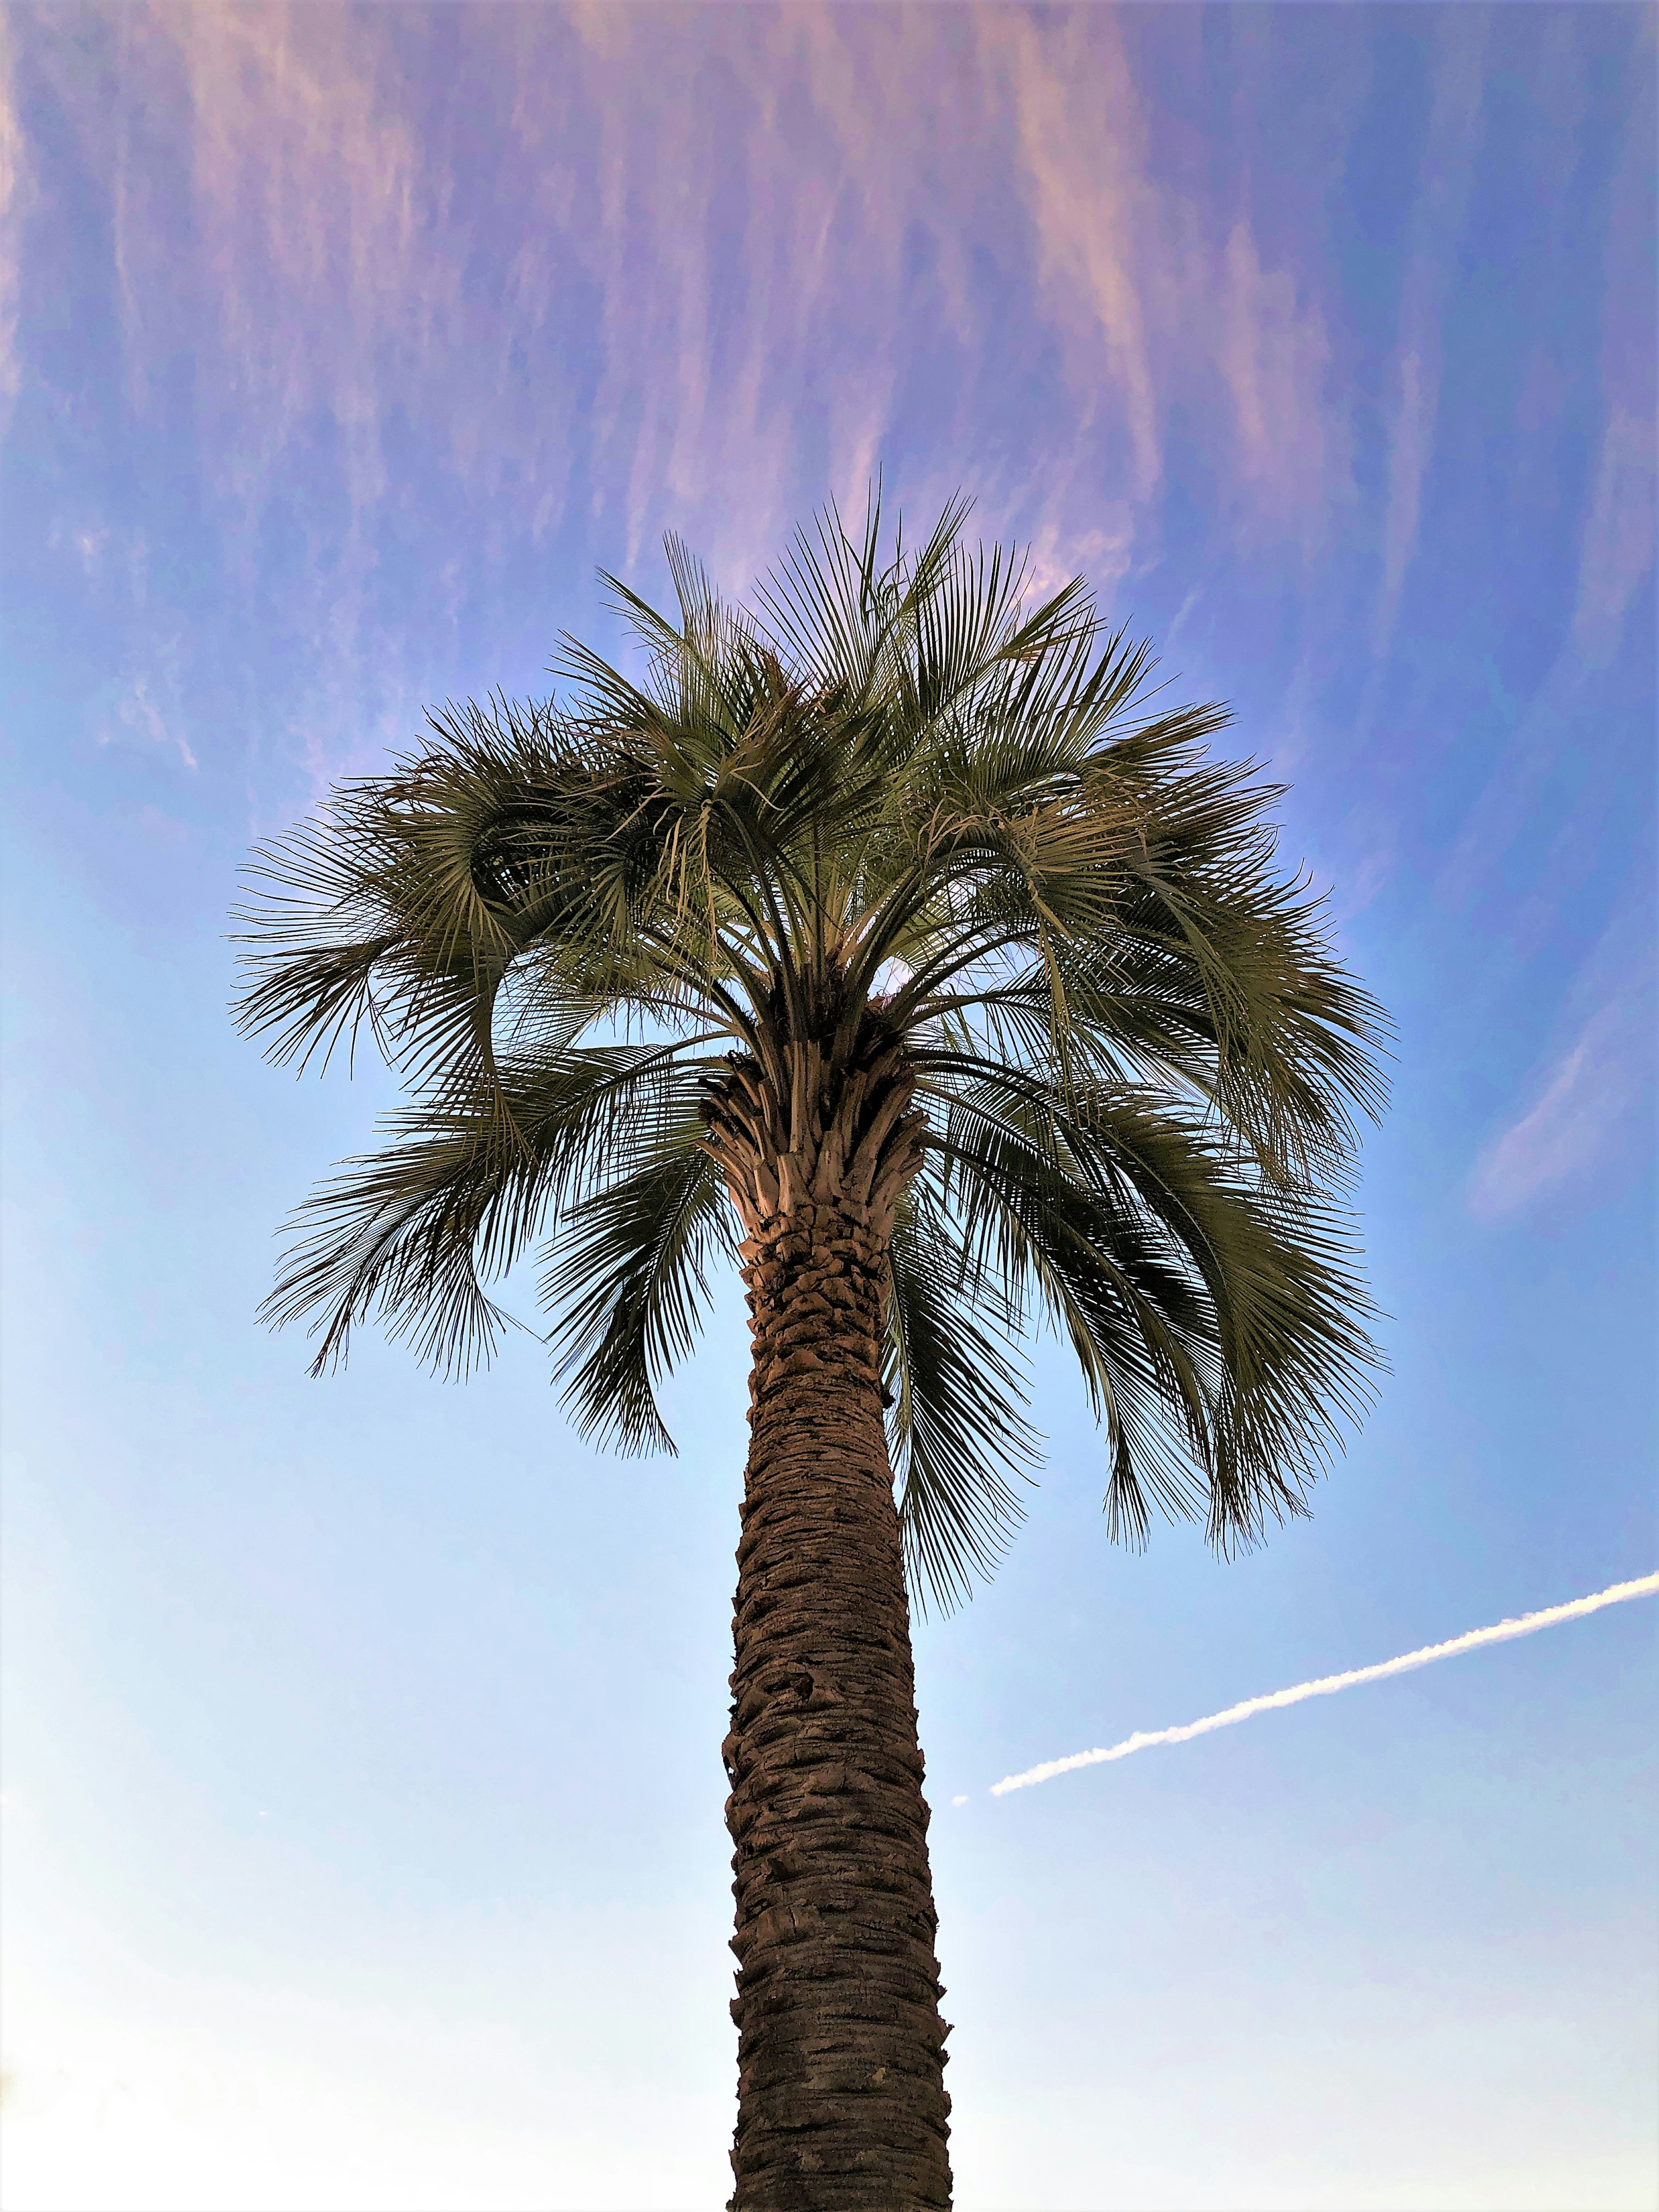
703 1005 953 2209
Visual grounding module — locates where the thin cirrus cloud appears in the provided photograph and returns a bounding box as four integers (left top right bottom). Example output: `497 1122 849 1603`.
980 7 1163 504
27 10 1357 611
102 672 198 774
1573 42 1658 668
17 1 1640 901
1372 7 1489 661
977 7 1346 546
1217 219 1341 533
0 8 31 433
1573 403 1658 666
1469 990 1652 1221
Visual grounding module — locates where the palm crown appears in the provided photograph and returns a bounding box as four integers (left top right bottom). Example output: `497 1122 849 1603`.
236 497 1386 1608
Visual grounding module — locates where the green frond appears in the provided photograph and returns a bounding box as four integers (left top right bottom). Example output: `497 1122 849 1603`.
921 1054 1381 1550
886 1170 1041 1615
542 1111 735 1455
261 1040 712 1379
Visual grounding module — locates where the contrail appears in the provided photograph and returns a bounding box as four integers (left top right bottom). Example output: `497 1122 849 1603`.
990 1571 1659 1797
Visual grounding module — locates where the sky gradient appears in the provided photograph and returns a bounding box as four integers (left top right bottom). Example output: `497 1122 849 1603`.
2 7 1656 2208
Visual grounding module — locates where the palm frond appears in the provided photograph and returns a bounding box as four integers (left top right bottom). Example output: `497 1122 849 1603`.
542 1110 736 1454
886 1170 1040 1614
262 1040 710 1378
923 1054 1381 1550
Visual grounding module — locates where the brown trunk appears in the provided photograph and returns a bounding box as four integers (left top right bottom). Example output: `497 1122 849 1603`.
704 1010 952 2209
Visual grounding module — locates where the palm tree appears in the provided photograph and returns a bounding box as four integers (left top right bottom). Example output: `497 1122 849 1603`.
235 496 1386 2210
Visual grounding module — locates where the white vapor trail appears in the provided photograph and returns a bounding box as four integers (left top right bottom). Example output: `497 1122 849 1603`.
990 1571 1659 1797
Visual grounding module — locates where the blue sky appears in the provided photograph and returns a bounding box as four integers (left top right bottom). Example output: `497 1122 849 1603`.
2 7 1654 2207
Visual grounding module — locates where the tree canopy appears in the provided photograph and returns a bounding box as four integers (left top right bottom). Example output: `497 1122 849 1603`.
235 496 1388 1609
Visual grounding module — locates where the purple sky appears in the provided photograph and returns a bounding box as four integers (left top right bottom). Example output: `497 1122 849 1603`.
3 9 1655 2207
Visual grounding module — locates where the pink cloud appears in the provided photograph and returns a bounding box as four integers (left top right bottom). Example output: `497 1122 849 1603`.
17 4 1373 784
982 8 1161 501
40 7 1360 575
0 10 31 432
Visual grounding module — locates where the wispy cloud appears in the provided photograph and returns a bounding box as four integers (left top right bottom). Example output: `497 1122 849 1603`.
0 8 30 433
1219 220 1340 534
1373 12 1488 661
49 520 114 578
16 1 1621 820
991 1573 1659 1796
1572 41 1657 670
984 9 1160 503
80 4 1354 593
1572 404 1657 666
102 671 197 772
1469 991 1651 1220
984 9 1347 553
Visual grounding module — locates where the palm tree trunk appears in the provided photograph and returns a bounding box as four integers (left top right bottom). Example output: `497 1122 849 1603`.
725 1192 953 2209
